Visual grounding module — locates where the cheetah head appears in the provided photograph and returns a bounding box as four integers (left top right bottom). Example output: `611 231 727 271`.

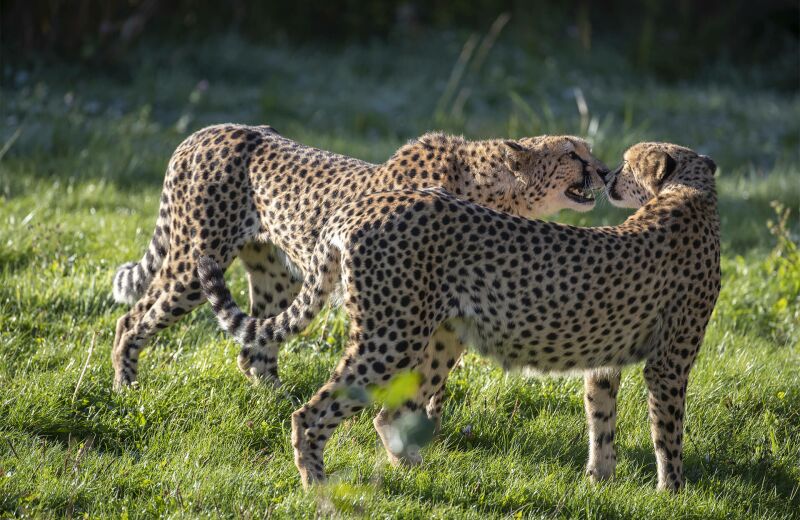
505 136 608 217
605 142 717 208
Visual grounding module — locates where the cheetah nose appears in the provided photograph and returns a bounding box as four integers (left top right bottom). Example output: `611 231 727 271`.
597 167 611 182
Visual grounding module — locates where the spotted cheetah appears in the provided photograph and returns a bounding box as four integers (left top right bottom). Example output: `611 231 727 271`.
111 124 608 390
198 142 720 491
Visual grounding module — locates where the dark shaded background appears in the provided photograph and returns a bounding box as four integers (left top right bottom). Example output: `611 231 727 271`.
3 0 798 87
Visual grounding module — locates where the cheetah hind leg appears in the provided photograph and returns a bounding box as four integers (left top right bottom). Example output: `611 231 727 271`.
113 254 231 389
237 243 302 387
644 358 690 492
374 328 462 466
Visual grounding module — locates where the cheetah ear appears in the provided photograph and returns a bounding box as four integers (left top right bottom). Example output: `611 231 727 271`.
503 140 537 173
699 154 717 173
655 152 678 185
504 140 525 152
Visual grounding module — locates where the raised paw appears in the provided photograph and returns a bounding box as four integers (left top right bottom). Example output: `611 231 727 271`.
386 447 423 467
374 413 431 467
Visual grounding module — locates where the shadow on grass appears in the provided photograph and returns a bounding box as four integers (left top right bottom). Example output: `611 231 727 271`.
3 415 127 459
622 443 800 503
429 403 798 511
399 430 798 517
0 246 40 277
444 424 588 473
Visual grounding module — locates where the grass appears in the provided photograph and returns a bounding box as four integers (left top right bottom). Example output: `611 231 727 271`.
1 33 799 518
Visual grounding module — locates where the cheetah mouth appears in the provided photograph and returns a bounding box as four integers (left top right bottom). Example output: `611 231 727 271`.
565 183 595 204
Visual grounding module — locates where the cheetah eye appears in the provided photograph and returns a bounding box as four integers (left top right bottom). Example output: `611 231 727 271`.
568 151 580 160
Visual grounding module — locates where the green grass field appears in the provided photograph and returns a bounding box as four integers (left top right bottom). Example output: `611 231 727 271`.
1 35 799 518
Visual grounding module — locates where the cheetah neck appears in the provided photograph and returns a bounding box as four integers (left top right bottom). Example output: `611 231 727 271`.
627 183 719 231
446 140 520 214
661 177 718 201
373 135 520 214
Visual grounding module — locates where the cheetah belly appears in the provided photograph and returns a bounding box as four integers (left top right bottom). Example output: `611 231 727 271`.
274 246 305 282
449 314 662 373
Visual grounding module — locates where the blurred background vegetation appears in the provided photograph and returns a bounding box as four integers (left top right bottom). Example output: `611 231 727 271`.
3 0 798 87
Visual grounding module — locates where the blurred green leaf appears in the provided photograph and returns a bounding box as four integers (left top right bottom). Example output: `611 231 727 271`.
371 371 422 409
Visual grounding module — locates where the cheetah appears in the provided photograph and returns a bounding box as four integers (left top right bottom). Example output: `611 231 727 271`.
111 124 608 390
198 142 720 491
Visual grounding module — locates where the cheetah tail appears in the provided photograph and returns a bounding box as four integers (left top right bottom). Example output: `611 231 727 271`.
197 249 338 349
112 213 170 305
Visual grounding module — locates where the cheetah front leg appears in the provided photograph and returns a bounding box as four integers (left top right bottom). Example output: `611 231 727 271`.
237 243 302 386
583 368 621 482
